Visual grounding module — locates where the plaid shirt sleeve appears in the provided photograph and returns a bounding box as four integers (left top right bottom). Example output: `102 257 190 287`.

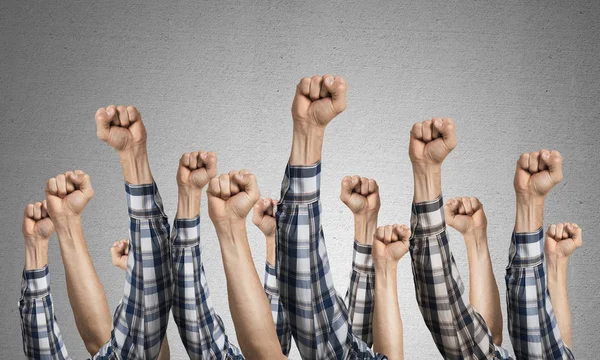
94 182 173 359
505 229 575 359
275 162 386 360
344 241 375 347
19 266 71 360
170 215 243 359
409 196 512 359
264 262 292 356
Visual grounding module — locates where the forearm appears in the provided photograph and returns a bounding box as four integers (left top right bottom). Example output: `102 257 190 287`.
373 262 402 360
514 196 544 233
24 242 48 270
355 215 377 245
119 147 153 185
547 258 572 349
217 222 284 359
289 124 324 166
412 165 441 203
463 231 502 345
54 219 112 355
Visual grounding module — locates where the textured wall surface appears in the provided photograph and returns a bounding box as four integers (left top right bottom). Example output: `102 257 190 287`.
1 1 599 358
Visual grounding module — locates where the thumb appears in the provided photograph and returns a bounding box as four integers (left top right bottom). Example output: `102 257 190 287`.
234 173 260 201
69 171 94 198
323 75 347 115
252 198 270 225
544 150 563 184
434 118 457 151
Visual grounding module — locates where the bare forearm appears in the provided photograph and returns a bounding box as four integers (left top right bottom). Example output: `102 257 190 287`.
216 222 285 359
373 262 403 360
265 236 276 266
413 166 441 203
547 258 572 348
120 148 153 185
514 196 544 233
24 242 48 270
464 232 502 345
290 125 324 166
55 219 112 354
354 215 377 245
176 189 201 219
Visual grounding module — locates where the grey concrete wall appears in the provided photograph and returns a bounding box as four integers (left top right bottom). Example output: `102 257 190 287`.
1 1 599 358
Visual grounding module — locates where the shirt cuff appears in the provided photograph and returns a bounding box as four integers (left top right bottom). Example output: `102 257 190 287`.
280 161 321 204
507 228 544 268
411 195 445 238
263 262 279 296
172 216 200 247
352 241 374 274
20 265 50 300
125 182 167 219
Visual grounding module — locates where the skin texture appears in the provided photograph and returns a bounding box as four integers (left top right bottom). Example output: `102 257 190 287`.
252 198 278 265
545 222 582 349
340 176 380 245
22 201 53 270
513 149 563 233
110 239 170 360
372 224 409 360
445 197 503 345
207 170 285 359
45 170 112 355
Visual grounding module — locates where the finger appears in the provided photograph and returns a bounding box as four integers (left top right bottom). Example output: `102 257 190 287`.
469 197 481 213
116 105 129 127
296 77 311 97
562 222 570 239
395 224 411 241
308 76 323 100
351 175 361 193
320 74 333 98
556 223 564 240
457 199 466 215
340 176 353 203
41 201 48 218
64 171 75 193
368 179 378 194
384 225 393 243
445 199 460 215
360 177 369 196
204 152 218 178
126 106 140 124
46 177 58 196
547 150 563 184
375 226 385 241
547 224 557 238
462 197 473 215
69 171 94 198
181 153 191 167
219 174 231 200
431 117 442 139
436 118 457 150
422 120 432 142
26 204 34 218
538 149 550 171
56 174 67 197
207 178 221 197
323 76 347 114
567 223 582 247
189 152 198 170
95 107 113 140
528 151 540 173
229 170 241 194
518 153 530 171
33 202 42 220
411 122 423 140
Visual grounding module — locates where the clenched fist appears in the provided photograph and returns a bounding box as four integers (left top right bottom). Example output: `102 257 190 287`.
95 105 146 153
373 224 411 263
45 170 94 221
177 151 217 190
340 176 380 217
546 223 582 261
110 239 129 271
409 118 457 169
207 170 261 225
514 150 563 199
445 197 487 236
252 198 278 238
22 201 55 246
292 75 347 129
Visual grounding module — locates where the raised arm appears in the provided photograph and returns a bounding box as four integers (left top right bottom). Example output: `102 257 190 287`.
445 197 503 345
507 149 573 359
19 201 71 360
170 151 243 358
253 198 292 356
340 176 379 346
44 170 113 356
207 170 285 359
372 224 410 360
276 75 384 359
94 105 172 359
545 223 582 350
408 118 511 359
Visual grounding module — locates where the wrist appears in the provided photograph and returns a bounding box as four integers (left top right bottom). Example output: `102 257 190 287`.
463 230 488 249
354 215 377 245
119 150 153 184
176 189 202 219
412 165 442 202
547 257 568 284
290 124 325 166
24 240 49 270
514 196 545 233
374 261 398 283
